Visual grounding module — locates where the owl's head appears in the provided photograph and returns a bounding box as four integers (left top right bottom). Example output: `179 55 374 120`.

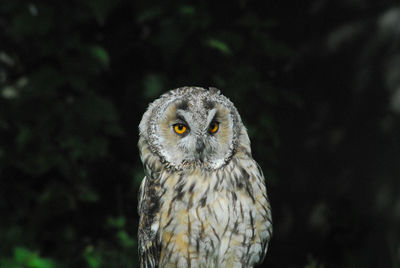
139 87 250 170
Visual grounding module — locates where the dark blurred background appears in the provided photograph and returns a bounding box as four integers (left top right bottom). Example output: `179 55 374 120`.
1 0 399 267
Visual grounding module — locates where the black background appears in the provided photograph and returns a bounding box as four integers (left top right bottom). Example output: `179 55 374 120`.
0 0 399 267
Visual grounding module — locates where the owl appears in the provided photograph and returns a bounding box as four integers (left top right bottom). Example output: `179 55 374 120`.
138 87 272 268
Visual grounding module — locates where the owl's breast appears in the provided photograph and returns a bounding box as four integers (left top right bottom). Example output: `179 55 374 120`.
157 165 270 267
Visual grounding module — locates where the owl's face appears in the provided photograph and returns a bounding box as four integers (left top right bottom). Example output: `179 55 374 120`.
139 87 245 169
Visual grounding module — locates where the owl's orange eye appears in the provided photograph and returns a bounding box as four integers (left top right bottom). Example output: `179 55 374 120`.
173 124 188 135
209 122 219 134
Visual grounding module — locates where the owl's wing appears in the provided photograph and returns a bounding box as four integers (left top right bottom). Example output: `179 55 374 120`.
253 161 273 264
138 176 160 268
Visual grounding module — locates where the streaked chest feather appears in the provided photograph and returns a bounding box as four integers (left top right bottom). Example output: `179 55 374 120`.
155 160 271 267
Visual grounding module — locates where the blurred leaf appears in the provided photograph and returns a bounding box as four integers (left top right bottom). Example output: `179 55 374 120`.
84 246 101 268
179 5 195 16
14 247 32 263
88 45 110 68
0 259 20 268
84 0 119 25
13 247 55 268
16 127 32 151
2 86 18 99
137 6 163 23
78 186 99 203
0 51 15 66
0 76 28 99
11 5 53 36
27 258 54 268
116 230 135 248
205 39 231 55
107 216 126 229
143 74 164 99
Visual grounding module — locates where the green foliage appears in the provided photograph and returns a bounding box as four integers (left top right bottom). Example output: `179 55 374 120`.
107 216 136 248
83 247 102 268
0 0 284 266
88 45 110 68
0 247 55 268
2 0 397 268
143 74 164 99
206 39 232 55
116 230 136 248
179 5 196 16
107 216 126 229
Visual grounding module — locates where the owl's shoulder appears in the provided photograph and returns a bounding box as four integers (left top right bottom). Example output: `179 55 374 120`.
138 175 162 268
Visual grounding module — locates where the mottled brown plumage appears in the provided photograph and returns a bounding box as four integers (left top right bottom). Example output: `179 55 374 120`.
138 87 272 267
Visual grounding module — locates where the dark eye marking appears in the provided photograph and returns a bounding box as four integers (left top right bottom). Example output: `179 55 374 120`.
176 115 186 123
203 100 215 110
176 101 189 111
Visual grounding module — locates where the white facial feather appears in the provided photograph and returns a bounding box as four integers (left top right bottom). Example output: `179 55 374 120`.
139 86 244 170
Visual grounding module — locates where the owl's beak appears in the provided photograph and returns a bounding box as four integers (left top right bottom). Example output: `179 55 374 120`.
195 138 205 160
